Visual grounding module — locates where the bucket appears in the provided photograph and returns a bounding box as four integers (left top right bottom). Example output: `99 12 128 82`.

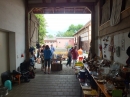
79 70 86 79
4 80 12 90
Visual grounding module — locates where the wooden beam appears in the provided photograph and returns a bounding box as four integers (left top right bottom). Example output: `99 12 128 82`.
95 0 99 5
51 0 56 3
25 0 30 59
28 8 34 13
42 0 45 3
28 2 95 8
77 0 80 2
67 0 71 3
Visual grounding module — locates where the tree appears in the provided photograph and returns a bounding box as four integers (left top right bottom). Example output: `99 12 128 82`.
63 31 73 37
67 24 83 33
56 24 83 37
56 31 64 37
46 35 54 38
35 14 47 44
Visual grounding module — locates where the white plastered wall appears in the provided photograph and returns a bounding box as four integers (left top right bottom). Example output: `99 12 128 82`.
98 32 130 65
114 32 130 65
0 0 25 72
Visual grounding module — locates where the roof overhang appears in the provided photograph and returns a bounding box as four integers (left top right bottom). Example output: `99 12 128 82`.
27 0 98 14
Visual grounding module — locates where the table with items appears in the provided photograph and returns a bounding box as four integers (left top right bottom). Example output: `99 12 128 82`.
75 59 129 97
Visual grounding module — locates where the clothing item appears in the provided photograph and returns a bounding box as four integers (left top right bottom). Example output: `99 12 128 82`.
44 59 51 67
67 50 72 57
50 46 55 59
72 59 77 67
43 49 52 59
30 56 35 66
66 56 72 66
50 46 55 53
71 49 78 60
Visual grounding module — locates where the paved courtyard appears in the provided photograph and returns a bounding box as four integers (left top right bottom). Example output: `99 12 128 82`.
6 63 81 97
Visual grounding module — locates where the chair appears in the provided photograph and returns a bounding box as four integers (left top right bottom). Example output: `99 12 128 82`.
12 70 21 84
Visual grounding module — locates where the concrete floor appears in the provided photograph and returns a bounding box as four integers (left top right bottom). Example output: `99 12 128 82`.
6 63 81 97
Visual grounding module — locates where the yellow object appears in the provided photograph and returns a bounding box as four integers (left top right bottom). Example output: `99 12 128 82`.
75 64 83 66
75 61 84 68
83 89 98 96
75 62 83 66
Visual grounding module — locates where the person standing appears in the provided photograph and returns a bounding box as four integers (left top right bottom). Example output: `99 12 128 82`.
30 52 36 69
36 45 41 64
71 46 78 68
66 47 73 67
40 45 45 71
50 44 55 59
43 45 52 74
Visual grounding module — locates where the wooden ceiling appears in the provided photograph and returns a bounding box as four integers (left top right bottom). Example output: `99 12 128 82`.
27 0 97 14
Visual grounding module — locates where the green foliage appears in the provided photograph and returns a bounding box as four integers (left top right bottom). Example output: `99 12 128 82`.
56 31 64 37
67 24 83 32
46 35 54 38
35 14 47 44
56 24 83 37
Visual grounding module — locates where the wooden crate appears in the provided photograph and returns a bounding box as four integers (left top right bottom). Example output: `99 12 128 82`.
51 63 62 71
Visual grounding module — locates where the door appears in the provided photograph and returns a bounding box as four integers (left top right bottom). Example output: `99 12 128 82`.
29 13 39 47
0 31 9 85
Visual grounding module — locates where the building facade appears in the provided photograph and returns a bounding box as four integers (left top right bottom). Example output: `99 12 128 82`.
73 21 91 52
44 37 74 49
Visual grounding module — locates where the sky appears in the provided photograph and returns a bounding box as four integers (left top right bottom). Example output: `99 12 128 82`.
44 14 91 36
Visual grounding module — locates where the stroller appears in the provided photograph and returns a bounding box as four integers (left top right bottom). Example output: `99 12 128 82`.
19 60 30 82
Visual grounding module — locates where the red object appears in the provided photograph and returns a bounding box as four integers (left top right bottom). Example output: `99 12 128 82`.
79 57 83 61
21 54 24 57
99 44 102 51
